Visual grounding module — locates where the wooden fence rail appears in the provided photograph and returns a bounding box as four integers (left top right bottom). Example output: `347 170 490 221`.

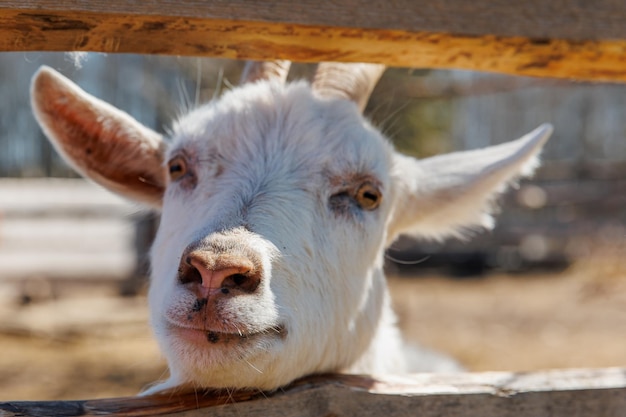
1 1 626 82
2 369 626 417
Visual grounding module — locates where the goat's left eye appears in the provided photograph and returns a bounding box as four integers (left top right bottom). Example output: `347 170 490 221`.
168 156 187 181
355 183 382 210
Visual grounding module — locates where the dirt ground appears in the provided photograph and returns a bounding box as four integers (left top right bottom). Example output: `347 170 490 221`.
0 252 625 401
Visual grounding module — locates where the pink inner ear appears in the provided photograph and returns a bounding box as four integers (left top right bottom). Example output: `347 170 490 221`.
31 66 166 207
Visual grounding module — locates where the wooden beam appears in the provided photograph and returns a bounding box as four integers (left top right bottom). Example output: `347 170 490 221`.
2 369 626 417
1 1 626 82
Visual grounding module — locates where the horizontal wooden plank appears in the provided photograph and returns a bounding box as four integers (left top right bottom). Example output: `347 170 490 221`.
2 369 626 417
0 178 134 217
1 1 626 81
5 0 626 41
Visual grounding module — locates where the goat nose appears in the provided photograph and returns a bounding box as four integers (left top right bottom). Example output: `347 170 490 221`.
179 251 260 294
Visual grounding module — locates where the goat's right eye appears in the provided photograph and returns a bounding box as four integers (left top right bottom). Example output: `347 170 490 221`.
168 156 187 181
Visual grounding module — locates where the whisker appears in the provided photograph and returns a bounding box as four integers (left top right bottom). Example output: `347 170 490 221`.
244 359 264 374
384 252 431 265
256 388 269 400
379 98 412 139
177 76 191 115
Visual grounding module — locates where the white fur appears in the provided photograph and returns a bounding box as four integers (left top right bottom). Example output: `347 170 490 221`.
30 65 552 394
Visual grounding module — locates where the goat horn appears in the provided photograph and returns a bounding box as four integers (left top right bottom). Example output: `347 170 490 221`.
240 60 291 84
312 63 386 112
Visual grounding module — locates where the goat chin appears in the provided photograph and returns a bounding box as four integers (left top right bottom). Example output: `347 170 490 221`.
30 62 551 394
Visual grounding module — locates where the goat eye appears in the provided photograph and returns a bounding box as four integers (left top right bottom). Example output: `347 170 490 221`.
355 183 382 210
168 156 187 181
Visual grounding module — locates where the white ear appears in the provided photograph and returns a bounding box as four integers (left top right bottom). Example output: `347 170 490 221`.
388 124 553 242
31 66 166 208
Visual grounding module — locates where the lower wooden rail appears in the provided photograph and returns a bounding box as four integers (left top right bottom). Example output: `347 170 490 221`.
1 368 625 417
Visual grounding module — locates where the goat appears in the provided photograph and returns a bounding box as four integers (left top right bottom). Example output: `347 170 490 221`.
30 61 552 394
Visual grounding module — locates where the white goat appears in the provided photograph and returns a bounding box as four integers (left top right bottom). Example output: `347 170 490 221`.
30 61 552 394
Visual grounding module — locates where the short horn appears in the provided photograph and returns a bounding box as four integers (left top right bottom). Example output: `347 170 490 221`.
312 63 386 112
240 60 291 84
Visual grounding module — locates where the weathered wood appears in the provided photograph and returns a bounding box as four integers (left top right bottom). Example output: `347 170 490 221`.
1 1 626 81
2 369 626 417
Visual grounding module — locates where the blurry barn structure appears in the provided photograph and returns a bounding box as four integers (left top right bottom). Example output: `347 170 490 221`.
1 53 625 290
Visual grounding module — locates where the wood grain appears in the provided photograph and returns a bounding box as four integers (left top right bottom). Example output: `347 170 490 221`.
1 1 626 81
4 0 626 40
1 369 626 417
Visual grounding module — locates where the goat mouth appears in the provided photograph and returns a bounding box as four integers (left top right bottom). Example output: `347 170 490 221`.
168 323 286 346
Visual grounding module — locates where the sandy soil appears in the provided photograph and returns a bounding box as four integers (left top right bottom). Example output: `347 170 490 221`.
0 254 625 401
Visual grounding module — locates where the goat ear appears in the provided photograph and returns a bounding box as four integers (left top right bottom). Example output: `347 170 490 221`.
388 124 553 242
30 66 166 208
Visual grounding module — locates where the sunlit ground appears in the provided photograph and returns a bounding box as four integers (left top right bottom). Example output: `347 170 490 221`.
0 248 625 400
391 252 626 372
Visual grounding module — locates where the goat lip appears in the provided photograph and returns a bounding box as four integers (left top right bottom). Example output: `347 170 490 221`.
167 322 286 345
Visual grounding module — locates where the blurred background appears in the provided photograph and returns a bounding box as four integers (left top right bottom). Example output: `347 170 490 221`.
0 52 625 400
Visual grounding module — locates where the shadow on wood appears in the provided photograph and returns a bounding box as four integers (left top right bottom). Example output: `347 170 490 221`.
2 368 626 417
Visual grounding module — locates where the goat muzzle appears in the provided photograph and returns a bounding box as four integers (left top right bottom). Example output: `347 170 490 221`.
178 249 262 297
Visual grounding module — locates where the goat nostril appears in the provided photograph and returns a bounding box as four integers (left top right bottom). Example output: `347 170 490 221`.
179 266 202 285
221 272 260 293
232 274 247 287
179 250 260 292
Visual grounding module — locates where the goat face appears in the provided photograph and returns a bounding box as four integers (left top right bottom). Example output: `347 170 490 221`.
30 62 552 393
150 80 395 389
